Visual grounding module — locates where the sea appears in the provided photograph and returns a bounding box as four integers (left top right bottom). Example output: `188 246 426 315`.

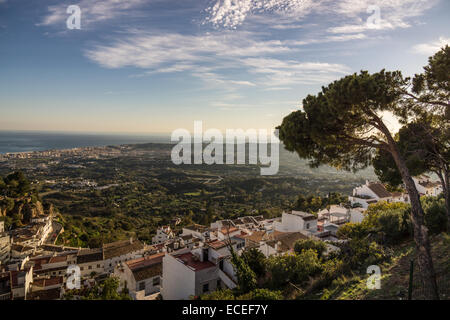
0 131 171 154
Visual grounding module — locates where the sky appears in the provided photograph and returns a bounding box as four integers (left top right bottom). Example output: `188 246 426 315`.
0 0 449 134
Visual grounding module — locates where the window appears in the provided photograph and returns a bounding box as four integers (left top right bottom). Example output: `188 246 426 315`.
306 223 310 229
88 266 92 270
139 282 145 291
97 264 100 268
152 277 160 286
217 280 221 289
202 283 209 293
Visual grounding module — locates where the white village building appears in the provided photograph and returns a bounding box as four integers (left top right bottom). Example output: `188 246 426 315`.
413 175 443 197
273 211 318 234
161 240 238 300
114 252 164 300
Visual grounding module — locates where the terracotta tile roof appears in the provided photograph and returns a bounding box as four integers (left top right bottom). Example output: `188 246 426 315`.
126 252 165 270
174 252 215 271
77 248 103 264
368 182 392 198
220 227 238 235
103 239 144 260
207 240 227 250
125 253 164 282
48 255 67 263
33 276 63 288
244 231 266 243
132 264 162 282
27 287 61 300
232 231 249 239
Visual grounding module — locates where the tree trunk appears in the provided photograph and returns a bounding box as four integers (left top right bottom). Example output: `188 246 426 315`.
445 174 450 232
389 146 440 299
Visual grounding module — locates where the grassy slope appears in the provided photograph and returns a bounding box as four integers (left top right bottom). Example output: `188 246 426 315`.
320 233 450 300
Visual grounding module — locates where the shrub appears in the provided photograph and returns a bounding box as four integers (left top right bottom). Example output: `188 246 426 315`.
238 288 283 300
200 289 235 300
294 239 327 258
422 196 447 234
267 249 322 288
241 248 267 279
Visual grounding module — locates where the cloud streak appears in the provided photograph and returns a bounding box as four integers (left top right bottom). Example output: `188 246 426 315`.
205 0 439 33
412 36 449 55
85 30 351 89
39 0 149 27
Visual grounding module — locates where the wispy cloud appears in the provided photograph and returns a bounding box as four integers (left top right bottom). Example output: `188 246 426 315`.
204 0 322 29
241 57 351 86
85 31 292 69
205 0 439 33
412 36 449 55
85 30 350 89
39 0 149 27
327 0 439 34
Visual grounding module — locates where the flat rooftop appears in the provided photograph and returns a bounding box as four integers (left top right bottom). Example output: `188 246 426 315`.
174 252 215 271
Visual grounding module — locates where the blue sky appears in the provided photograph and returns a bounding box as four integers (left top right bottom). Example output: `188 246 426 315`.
0 0 449 133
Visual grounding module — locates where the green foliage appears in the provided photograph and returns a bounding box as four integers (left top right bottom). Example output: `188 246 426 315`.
342 199 447 243
200 289 236 300
2 171 31 197
412 45 449 117
238 288 283 300
228 244 257 294
336 222 368 240
373 123 441 188
422 196 447 234
376 208 411 244
241 248 267 279
293 194 323 213
294 239 327 258
339 238 391 271
267 249 322 288
200 288 283 300
0 197 14 212
338 202 411 245
278 70 407 172
80 276 131 300
293 192 348 214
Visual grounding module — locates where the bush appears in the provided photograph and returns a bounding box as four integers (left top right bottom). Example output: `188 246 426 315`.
200 289 235 300
377 208 411 244
241 248 267 279
338 202 412 245
267 249 322 288
339 238 391 271
238 288 283 300
294 239 327 258
337 222 369 240
422 196 447 234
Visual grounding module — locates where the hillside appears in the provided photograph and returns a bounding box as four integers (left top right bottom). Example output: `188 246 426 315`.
318 233 450 300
